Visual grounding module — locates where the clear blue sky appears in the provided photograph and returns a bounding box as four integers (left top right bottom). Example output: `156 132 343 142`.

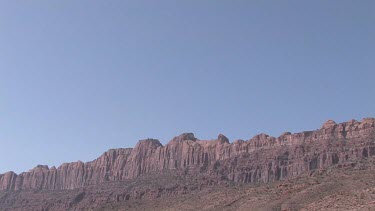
1 1 374 174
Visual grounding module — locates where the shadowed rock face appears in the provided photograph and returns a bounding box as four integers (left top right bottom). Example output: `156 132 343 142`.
1 118 374 191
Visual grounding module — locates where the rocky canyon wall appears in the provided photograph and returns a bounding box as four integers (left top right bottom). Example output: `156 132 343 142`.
1 118 374 191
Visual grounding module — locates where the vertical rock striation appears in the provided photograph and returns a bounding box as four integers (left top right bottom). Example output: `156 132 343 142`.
1 118 374 191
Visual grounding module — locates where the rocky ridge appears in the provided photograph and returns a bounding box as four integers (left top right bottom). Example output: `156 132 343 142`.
1 118 375 191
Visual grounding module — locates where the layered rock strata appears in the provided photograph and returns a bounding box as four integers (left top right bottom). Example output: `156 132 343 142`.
1 118 374 191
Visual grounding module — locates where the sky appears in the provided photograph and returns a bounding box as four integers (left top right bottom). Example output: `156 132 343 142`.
0 1 374 174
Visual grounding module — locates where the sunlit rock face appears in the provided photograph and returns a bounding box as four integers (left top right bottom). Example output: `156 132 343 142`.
1 118 374 191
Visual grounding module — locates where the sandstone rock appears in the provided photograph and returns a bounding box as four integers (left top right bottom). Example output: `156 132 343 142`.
217 134 229 143
171 133 196 142
31 165 49 171
322 120 336 129
0 118 374 191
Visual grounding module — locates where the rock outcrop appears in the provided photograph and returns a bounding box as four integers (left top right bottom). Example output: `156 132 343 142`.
1 118 375 191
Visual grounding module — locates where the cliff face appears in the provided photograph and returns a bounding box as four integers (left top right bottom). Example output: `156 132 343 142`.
1 118 374 191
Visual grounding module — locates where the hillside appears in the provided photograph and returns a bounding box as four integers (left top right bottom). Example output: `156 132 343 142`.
1 118 375 210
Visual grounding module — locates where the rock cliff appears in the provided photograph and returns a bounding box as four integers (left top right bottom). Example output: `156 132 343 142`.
1 118 374 191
